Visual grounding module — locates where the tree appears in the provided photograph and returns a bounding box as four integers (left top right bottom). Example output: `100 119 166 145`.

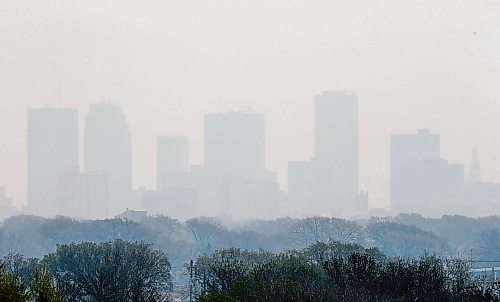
2 253 40 285
0 260 30 302
290 217 362 248
29 268 63 302
45 240 172 302
192 248 273 298
301 241 385 263
187 218 226 255
476 228 500 262
243 255 330 302
366 221 445 257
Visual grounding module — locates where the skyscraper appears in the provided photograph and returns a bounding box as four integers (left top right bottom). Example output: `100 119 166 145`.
314 91 359 213
153 136 197 219
157 136 189 192
204 111 265 180
287 91 360 216
84 103 132 215
202 111 277 217
27 107 79 216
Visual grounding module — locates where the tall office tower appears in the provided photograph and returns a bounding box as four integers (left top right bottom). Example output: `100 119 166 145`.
157 136 189 192
154 136 196 219
313 91 359 214
468 148 481 185
205 112 265 179
84 103 132 215
203 111 277 217
391 129 464 216
288 160 318 216
27 108 79 217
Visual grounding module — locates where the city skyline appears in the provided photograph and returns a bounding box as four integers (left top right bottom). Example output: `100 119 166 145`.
2 96 494 212
1 2 500 300
4 93 498 219
1 1 500 214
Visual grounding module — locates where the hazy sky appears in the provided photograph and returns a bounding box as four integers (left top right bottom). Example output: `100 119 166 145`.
1 0 500 209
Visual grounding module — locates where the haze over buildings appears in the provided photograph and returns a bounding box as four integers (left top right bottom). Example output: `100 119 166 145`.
1 1 500 220
84 103 133 215
12 90 500 220
391 129 465 216
27 108 79 216
289 91 359 216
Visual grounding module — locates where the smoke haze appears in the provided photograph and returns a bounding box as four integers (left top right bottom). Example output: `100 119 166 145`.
1 0 500 213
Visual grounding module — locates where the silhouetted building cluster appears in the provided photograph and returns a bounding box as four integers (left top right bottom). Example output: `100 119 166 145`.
150 112 280 219
391 130 500 217
391 129 465 216
27 103 134 219
18 91 500 220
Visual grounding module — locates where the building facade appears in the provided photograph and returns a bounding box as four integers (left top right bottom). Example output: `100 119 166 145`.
84 103 132 215
27 107 79 216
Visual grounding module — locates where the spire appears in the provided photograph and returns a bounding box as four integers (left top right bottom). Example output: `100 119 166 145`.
468 148 481 184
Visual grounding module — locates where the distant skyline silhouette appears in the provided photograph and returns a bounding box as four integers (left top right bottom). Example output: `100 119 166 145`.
1 0 500 214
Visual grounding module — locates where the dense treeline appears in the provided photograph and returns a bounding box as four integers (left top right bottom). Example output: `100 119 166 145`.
1 212 499 298
1 214 500 269
193 243 500 301
1 240 499 301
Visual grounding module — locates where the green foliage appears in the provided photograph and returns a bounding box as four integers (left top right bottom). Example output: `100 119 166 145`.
0 273 30 302
0 260 62 302
29 268 63 302
194 243 499 302
192 248 273 297
197 292 237 302
301 241 386 262
242 255 329 302
44 239 172 302
2 253 40 285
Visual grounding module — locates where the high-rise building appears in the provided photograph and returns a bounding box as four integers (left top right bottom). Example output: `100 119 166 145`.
287 160 319 216
204 111 265 180
391 129 464 215
157 136 189 192
202 111 278 218
315 91 359 213
288 91 360 216
84 103 132 215
315 91 358 166
27 107 78 216
153 136 197 219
